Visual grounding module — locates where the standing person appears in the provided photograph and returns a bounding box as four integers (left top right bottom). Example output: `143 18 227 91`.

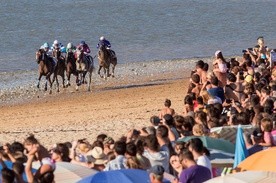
143 134 170 173
187 138 212 176
195 60 208 84
213 50 228 86
149 165 165 183
177 150 211 183
104 141 127 171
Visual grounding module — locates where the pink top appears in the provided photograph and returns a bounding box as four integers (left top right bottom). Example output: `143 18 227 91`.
264 131 274 146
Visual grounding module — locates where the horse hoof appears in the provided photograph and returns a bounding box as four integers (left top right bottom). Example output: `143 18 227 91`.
49 90 52 94
37 85 40 89
100 75 103 78
112 75 115 78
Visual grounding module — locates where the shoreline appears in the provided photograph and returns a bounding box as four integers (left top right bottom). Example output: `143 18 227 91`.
0 57 214 106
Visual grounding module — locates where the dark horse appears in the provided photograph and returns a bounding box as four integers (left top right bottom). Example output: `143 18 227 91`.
52 48 66 92
75 50 94 91
35 49 54 94
65 51 78 87
97 45 117 79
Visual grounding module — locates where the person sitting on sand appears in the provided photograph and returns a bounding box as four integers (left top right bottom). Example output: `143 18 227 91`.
159 99 175 121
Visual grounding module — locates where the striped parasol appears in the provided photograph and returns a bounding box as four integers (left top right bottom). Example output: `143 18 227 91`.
32 161 98 183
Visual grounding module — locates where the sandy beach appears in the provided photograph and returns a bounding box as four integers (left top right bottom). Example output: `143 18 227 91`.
0 59 200 148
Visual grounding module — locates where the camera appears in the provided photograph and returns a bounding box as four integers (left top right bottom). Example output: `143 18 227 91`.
133 129 140 136
226 99 232 104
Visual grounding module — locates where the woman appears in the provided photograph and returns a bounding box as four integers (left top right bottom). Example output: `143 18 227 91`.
213 50 228 86
24 135 55 183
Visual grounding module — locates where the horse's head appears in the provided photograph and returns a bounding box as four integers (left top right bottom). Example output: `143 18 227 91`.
76 50 84 63
53 48 61 59
36 49 45 63
66 51 75 63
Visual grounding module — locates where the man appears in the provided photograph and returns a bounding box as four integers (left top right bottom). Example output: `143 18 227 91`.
149 165 170 183
97 36 116 58
207 76 225 103
97 36 111 49
187 138 212 177
76 41 91 55
143 134 170 173
178 150 211 183
103 141 127 171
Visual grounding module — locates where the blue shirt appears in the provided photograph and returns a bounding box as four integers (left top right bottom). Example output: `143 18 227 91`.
97 40 111 49
207 87 225 102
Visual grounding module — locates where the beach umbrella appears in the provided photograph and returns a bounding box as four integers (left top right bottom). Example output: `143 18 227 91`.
0 161 37 182
210 125 254 144
32 161 98 183
178 136 235 154
236 147 276 172
233 126 248 168
77 169 171 183
205 171 276 183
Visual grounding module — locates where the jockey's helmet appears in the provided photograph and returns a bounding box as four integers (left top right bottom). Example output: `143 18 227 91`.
67 42 73 49
43 42 49 49
53 40 59 45
100 36 105 41
80 41 85 45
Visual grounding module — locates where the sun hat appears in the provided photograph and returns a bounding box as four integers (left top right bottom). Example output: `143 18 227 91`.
87 147 106 165
215 50 221 57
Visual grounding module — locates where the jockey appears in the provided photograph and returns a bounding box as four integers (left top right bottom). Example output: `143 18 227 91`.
97 36 116 58
51 40 65 61
40 42 56 68
97 36 111 49
76 41 91 55
66 42 76 53
51 40 66 53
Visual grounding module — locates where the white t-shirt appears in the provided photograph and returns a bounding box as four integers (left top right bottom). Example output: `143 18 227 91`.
196 155 213 177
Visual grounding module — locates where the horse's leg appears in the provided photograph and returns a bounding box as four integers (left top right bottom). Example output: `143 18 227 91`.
76 73 80 91
88 71 92 92
103 68 107 80
55 74 60 92
98 66 103 78
107 66 110 77
111 64 115 77
37 74 42 88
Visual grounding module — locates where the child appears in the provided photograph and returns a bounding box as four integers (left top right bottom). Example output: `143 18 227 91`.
259 118 274 147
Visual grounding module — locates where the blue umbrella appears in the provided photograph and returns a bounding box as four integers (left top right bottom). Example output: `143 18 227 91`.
0 161 37 182
77 169 170 183
233 126 249 168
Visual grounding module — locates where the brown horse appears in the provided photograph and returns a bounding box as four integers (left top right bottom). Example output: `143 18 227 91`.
35 49 54 94
52 48 66 92
75 50 94 91
65 51 78 87
97 45 117 79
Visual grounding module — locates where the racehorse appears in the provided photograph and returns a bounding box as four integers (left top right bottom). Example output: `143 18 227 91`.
75 50 94 91
35 49 54 94
65 51 78 87
52 48 66 92
97 45 117 79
